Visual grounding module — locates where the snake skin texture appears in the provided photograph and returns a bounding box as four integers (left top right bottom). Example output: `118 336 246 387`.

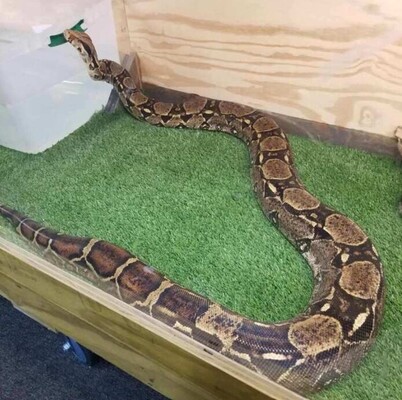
0 30 385 395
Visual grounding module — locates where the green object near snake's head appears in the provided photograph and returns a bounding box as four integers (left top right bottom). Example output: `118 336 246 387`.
48 19 86 47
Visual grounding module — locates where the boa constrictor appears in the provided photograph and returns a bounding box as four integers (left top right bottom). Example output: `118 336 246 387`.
0 30 385 394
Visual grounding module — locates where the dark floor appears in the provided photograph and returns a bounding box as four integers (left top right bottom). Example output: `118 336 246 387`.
0 296 167 400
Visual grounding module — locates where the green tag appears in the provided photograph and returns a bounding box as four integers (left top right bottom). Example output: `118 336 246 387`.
48 19 86 47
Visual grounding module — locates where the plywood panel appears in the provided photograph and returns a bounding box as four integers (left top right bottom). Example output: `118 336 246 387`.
121 0 402 138
111 0 131 59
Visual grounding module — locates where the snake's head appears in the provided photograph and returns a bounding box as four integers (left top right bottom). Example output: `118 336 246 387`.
64 29 102 80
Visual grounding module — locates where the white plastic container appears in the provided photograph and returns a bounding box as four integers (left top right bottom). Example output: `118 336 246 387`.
0 0 119 153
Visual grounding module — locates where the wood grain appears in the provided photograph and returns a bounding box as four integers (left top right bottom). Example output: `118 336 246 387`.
111 0 131 60
119 0 402 138
0 237 305 400
143 82 399 157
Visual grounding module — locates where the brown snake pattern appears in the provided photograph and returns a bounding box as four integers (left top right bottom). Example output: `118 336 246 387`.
0 30 385 394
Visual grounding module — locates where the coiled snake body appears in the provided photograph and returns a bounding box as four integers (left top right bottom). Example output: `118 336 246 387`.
0 31 385 394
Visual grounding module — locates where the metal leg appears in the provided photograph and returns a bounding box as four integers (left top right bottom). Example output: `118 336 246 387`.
62 336 98 366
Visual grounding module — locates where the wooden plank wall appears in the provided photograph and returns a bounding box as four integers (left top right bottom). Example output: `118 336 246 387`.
115 0 402 139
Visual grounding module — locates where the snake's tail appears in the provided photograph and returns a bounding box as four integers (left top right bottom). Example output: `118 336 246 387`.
0 205 58 247
0 205 27 228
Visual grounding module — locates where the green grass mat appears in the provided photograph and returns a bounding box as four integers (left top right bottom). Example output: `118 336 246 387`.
0 108 401 399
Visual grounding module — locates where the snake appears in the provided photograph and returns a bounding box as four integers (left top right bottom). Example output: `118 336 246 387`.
0 30 385 395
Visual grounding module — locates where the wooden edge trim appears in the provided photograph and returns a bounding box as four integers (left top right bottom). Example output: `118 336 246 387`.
105 53 142 113
395 127 402 161
111 0 131 62
105 54 134 113
0 237 306 400
132 52 143 91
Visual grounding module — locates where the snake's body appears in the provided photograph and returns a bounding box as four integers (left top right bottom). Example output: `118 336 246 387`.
0 31 385 394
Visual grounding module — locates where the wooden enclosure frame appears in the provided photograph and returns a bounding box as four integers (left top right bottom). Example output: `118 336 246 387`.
0 237 306 400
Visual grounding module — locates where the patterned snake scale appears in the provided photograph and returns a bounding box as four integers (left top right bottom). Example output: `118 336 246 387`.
0 30 385 394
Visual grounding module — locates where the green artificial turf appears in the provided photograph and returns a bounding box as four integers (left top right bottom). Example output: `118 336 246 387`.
0 108 401 399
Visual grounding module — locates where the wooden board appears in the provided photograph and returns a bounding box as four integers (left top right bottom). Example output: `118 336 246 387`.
111 0 131 60
0 237 305 400
117 0 402 139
